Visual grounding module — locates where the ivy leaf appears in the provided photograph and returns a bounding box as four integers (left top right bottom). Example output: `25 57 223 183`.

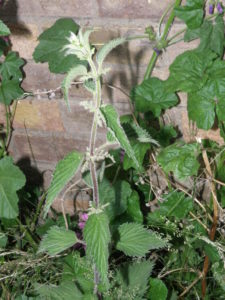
100 104 139 168
152 192 193 220
38 226 78 256
44 151 83 218
126 190 143 223
123 140 149 170
113 260 154 300
148 278 168 300
198 16 225 57
0 79 24 105
0 20 10 36
174 0 204 29
188 90 215 130
131 78 178 116
0 157 26 219
166 49 217 93
116 223 167 257
99 179 132 221
157 143 200 180
83 213 111 286
33 18 86 74
0 51 24 81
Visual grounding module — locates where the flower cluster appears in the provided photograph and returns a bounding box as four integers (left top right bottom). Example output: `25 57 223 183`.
209 1 224 14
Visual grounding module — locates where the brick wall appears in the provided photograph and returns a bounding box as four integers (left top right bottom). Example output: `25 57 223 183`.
0 0 223 186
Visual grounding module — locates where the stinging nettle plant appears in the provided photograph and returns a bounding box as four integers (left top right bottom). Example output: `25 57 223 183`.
0 0 225 299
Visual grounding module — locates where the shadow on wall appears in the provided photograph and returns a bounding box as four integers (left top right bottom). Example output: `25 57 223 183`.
0 0 31 37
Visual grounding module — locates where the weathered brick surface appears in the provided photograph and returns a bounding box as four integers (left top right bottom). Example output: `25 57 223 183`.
97 0 171 19
0 0 99 19
14 99 65 132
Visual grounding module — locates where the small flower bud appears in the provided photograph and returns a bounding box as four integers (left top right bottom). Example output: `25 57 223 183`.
209 4 214 14
217 2 223 14
153 47 162 56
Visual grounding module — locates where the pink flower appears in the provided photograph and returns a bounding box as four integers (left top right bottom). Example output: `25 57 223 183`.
78 221 86 230
80 213 89 222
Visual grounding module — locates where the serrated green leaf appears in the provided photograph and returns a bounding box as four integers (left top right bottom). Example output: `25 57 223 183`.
33 18 86 74
116 223 167 257
44 151 83 218
127 190 143 223
35 281 83 300
0 157 26 219
62 64 87 110
83 213 110 285
132 78 178 116
0 79 24 105
0 20 10 36
123 140 149 170
62 252 94 293
157 143 200 180
97 37 127 68
166 49 217 93
174 0 204 29
99 178 132 221
188 90 215 130
148 278 168 300
38 226 78 256
0 51 24 81
100 104 139 168
155 191 193 219
113 260 154 299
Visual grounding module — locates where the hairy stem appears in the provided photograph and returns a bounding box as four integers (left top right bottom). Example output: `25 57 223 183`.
144 0 182 79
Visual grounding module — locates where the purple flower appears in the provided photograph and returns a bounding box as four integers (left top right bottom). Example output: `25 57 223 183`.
78 221 86 230
209 4 214 14
78 213 89 230
153 47 162 56
217 2 223 14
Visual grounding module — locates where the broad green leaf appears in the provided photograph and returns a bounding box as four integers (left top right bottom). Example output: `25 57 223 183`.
184 27 200 42
198 16 225 57
116 223 167 257
127 190 143 223
62 64 87 110
83 213 110 285
148 278 168 300
0 79 24 105
33 18 85 74
174 0 204 29
0 51 24 80
132 78 178 116
99 178 132 221
38 226 78 256
188 90 215 130
100 104 139 168
97 37 127 68
123 140 149 170
113 260 154 299
0 232 7 248
217 97 225 123
0 20 10 36
0 157 26 219
44 151 83 217
157 143 200 180
35 281 83 300
166 49 217 93
207 60 225 98
151 191 193 220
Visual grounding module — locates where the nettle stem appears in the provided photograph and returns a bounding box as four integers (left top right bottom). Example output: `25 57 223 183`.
88 59 102 208
144 0 182 79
